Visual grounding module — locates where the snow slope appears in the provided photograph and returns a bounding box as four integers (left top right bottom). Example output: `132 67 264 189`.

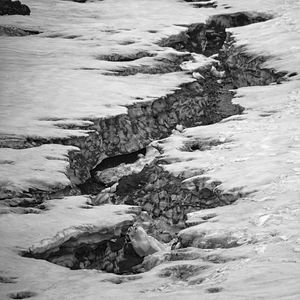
0 0 300 299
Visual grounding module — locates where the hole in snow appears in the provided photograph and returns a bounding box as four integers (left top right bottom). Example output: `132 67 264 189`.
22 226 146 275
288 72 298 78
159 264 210 281
78 148 147 195
0 274 18 284
93 148 146 173
206 287 224 293
101 275 142 284
182 138 226 152
192 2 217 9
7 291 37 299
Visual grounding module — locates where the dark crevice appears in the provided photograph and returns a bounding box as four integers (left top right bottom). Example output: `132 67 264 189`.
288 72 298 78
77 177 106 195
192 2 217 9
22 224 145 275
78 148 146 194
93 148 146 173
7 291 37 299
14 11 290 278
0 26 40 37
159 12 273 56
206 287 224 293
96 52 156 62
181 138 228 152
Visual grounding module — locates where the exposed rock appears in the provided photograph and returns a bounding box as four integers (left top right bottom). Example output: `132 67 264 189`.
64 14 284 190
0 13 283 202
159 263 210 281
115 161 242 227
0 0 30 15
0 25 39 37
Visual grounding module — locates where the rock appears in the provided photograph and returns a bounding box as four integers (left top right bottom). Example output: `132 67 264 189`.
0 25 39 36
210 66 225 78
159 231 173 243
175 124 184 132
93 192 111 205
192 72 205 80
0 0 30 15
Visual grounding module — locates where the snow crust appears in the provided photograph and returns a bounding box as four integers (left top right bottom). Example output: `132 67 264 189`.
0 0 300 299
0 196 139 299
0 144 78 197
0 0 206 139
162 81 300 194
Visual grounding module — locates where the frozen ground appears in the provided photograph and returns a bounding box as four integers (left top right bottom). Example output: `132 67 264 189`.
0 0 300 299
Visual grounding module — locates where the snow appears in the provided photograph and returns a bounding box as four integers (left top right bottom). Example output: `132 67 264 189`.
0 196 139 299
1 0 300 299
0 144 78 197
162 81 300 194
180 53 217 72
0 0 207 139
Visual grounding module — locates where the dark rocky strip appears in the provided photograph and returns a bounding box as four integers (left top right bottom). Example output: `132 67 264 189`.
0 25 40 36
1 12 285 204
114 161 243 226
18 11 289 275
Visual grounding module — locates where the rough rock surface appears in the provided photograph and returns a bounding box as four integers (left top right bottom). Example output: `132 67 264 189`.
0 0 30 15
0 25 39 36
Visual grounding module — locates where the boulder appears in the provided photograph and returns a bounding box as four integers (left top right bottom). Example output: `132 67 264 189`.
0 0 30 15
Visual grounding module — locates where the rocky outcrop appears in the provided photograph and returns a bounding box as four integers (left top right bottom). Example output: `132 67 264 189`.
44 71 241 188
0 25 39 36
0 0 30 15
0 12 283 200
159 12 272 56
115 161 242 228
64 13 284 190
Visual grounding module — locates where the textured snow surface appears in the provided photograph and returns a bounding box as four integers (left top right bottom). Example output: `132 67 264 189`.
0 0 206 139
0 0 300 299
0 144 78 195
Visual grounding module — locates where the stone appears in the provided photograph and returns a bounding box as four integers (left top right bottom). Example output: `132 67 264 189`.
143 202 154 212
153 208 161 217
0 0 30 15
0 25 39 37
93 192 111 205
175 124 184 132
159 200 168 211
